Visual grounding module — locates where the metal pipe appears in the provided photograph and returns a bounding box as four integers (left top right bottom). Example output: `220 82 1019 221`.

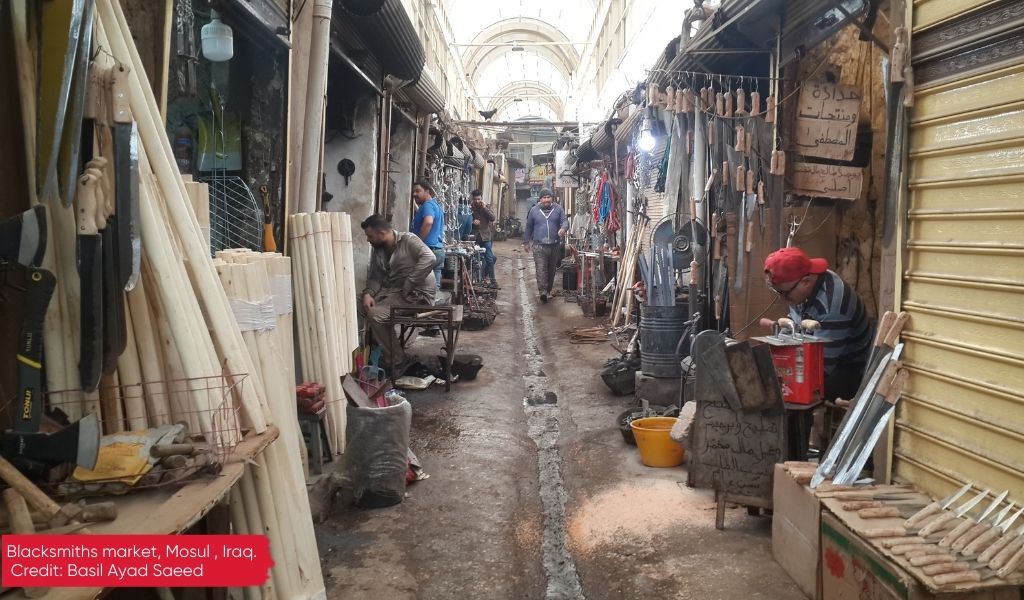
329 39 383 97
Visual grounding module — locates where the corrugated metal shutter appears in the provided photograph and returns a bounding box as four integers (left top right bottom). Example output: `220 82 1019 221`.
913 0 1001 31
895 9 1024 500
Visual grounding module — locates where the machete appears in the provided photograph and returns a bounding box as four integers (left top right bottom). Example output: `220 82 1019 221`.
111 63 139 289
77 173 104 392
39 0 85 201
61 0 97 208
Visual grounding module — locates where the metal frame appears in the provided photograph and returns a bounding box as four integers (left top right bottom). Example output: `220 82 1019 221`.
388 304 464 391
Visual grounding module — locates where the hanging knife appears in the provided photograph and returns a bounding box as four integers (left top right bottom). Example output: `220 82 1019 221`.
76 173 103 392
39 0 85 201
61 0 97 208
111 63 139 290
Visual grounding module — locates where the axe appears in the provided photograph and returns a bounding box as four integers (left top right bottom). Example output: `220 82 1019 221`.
2 413 101 475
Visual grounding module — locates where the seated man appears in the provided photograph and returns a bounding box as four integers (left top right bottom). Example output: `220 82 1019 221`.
763 246 872 400
360 214 438 374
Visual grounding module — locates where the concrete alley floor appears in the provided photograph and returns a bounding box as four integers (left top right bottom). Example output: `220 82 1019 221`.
316 241 806 600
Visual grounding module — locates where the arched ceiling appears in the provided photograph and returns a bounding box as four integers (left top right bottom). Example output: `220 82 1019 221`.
445 0 596 121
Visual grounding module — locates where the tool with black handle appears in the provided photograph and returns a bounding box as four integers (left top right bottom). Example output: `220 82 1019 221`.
14 269 56 433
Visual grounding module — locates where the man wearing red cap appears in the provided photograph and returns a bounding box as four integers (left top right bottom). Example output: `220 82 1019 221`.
763 247 872 401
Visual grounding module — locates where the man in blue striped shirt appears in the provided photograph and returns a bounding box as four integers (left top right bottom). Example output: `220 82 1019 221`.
764 247 872 401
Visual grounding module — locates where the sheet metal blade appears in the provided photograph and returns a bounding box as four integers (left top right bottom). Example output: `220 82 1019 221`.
60 0 96 208
40 0 86 201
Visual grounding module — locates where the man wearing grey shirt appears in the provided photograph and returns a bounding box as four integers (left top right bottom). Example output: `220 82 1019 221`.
522 189 568 303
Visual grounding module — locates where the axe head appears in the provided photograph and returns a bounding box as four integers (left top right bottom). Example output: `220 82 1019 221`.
0 205 47 267
2 414 100 470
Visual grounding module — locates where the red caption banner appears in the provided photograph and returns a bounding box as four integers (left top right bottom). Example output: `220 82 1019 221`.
2 535 272 588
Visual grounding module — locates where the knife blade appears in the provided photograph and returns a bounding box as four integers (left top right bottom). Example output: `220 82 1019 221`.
919 489 991 537
979 521 1024 564
76 173 103 392
0 206 48 268
953 502 1014 553
60 0 96 208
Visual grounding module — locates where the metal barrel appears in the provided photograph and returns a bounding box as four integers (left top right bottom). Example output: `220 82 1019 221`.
640 304 689 377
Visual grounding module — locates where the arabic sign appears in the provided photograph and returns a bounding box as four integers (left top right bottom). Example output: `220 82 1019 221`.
795 82 861 161
791 162 863 201
554 150 578 188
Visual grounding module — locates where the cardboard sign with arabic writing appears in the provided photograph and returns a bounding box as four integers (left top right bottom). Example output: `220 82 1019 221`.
792 162 863 201
795 82 861 161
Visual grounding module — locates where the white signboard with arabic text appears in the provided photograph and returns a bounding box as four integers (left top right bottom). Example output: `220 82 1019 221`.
791 162 863 201
795 82 861 161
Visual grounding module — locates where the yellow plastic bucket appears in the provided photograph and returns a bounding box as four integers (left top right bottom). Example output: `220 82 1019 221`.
630 417 685 467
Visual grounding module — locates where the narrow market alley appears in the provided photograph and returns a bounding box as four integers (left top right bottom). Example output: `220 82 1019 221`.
317 242 804 600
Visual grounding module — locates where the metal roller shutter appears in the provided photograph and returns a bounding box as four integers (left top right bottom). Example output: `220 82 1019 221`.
896 4 1024 500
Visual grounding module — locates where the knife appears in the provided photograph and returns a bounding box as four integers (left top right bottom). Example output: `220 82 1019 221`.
979 519 1024 564
939 490 1008 548
76 173 104 392
912 508 1022 570
110 63 139 289
904 482 973 529
951 501 1014 553
918 489 991 537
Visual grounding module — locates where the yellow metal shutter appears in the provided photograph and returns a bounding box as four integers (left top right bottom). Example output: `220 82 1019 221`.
897 7 1024 499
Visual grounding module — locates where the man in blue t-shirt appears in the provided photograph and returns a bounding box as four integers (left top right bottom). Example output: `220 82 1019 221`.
412 179 445 288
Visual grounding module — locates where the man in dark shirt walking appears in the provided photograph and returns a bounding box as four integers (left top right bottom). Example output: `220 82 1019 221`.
470 189 498 287
523 189 568 303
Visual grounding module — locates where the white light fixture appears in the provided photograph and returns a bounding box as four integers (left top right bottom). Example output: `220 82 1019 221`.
637 115 657 152
202 10 234 62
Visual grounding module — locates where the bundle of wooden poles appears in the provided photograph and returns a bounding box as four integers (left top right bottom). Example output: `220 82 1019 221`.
287 212 360 453
610 217 648 328
16 0 327 596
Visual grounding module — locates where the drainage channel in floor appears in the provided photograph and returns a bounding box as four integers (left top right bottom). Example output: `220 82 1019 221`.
517 257 585 600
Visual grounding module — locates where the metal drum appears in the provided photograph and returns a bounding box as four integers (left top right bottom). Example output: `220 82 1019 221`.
640 304 689 378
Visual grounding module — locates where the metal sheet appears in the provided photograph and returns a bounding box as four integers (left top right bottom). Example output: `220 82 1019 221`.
895 10 1024 504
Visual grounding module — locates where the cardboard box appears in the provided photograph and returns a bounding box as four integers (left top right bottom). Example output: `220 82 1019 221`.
772 463 822 599
821 512 1021 600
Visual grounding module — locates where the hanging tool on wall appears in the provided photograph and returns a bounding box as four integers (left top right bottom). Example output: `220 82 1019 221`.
175 0 198 96
261 185 277 252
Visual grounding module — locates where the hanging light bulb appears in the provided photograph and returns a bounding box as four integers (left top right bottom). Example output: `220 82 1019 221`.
202 10 234 62
637 115 657 152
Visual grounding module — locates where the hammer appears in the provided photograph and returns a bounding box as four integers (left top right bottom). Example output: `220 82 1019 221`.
801 319 821 337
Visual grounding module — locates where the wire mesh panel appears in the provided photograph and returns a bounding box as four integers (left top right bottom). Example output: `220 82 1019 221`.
199 175 263 254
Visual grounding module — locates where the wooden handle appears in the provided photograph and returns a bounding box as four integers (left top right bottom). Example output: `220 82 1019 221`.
736 89 746 114
757 180 765 205
885 369 909 405
683 88 694 112
884 311 912 346
872 360 903 399
770 151 779 174
715 92 724 115
736 166 746 191
906 546 950 558
775 150 786 175
111 63 132 124
905 501 941 529
920 512 958 537
939 517 975 548
883 536 930 548
745 220 754 252
991 535 1024 569
979 532 1017 562
864 527 908 539
963 527 1002 556
953 523 991 551
746 169 755 193
151 443 196 458
83 62 106 121
745 131 753 156
700 87 709 108
996 542 1024 579
874 311 896 347
76 174 101 235
891 542 929 554
933 570 982 585
859 507 902 519
923 562 971 576
3 489 35 534
766 95 776 123
690 198 698 221
725 90 734 117
735 126 745 151
910 553 956 567
689 261 699 286
751 91 761 115
648 83 658 106
675 88 685 113
843 500 884 511
722 162 729 188
665 85 675 113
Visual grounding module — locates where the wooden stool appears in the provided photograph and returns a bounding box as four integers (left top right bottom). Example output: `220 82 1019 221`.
389 304 464 391
297 408 333 474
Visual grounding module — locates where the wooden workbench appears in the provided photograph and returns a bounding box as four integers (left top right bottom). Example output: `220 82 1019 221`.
36 425 279 600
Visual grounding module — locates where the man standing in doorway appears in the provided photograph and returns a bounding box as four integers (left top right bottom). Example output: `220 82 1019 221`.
359 215 437 373
471 189 498 288
412 179 445 288
523 189 568 303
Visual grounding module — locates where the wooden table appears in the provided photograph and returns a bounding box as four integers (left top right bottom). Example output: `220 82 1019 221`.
40 426 279 600
389 305 464 391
